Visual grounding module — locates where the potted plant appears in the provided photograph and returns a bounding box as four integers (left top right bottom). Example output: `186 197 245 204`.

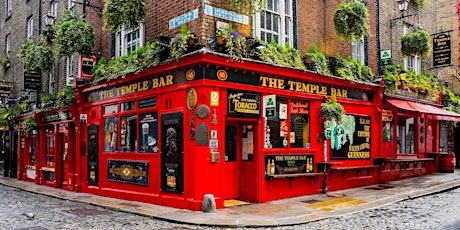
17 40 54 73
0 107 16 127
169 24 198 60
320 96 345 123
256 39 305 69
0 55 10 72
302 44 330 75
41 93 56 109
56 87 76 108
103 0 146 32
333 1 370 42
22 117 38 133
55 10 95 57
216 24 248 60
400 30 431 58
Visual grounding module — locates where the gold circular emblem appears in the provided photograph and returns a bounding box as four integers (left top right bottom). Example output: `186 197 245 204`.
186 70 195 81
186 88 197 110
217 70 228 81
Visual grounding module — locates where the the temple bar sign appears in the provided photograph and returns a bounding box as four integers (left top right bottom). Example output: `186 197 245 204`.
433 32 451 67
24 73 41 90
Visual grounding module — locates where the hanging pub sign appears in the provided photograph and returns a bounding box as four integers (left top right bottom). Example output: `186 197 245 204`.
432 32 451 67
0 81 13 98
228 90 260 117
24 73 41 90
331 115 371 159
78 54 96 79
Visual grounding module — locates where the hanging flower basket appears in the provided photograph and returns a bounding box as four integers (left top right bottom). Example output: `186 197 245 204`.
320 96 345 123
55 10 94 57
400 30 431 58
17 40 54 73
103 0 146 32
333 1 370 42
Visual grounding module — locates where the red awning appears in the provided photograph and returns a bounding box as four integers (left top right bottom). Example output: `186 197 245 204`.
387 98 460 121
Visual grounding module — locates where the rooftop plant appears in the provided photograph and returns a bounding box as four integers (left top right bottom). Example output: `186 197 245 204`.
22 116 38 133
333 55 374 83
169 24 197 60
303 44 331 76
0 107 16 126
216 23 247 61
257 39 305 69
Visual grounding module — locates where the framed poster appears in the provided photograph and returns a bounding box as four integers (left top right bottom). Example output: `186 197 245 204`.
331 115 371 159
161 112 184 193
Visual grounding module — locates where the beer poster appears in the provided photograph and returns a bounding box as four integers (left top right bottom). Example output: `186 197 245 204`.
330 115 371 159
161 112 184 193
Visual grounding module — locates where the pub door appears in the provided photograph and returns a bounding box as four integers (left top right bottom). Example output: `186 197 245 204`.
224 121 257 200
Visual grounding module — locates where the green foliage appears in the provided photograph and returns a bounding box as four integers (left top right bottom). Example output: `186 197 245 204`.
17 40 54 73
18 100 31 115
333 1 370 42
217 23 247 61
103 0 146 33
41 93 56 104
0 54 10 73
303 44 331 75
401 30 431 58
257 39 305 69
22 117 38 133
413 0 428 8
56 87 76 108
227 0 267 14
320 95 345 123
41 25 55 44
55 10 94 57
93 42 160 83
0 108 16 126
441 86 460 113
333 55 374 82
169 24 197 60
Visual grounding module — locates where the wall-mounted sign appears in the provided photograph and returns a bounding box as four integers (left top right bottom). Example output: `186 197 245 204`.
24 73 41 90
108 160 149 186
331 115 371 159
228 90 260 116
264 154 314 177
432 32 451 67
40 110 74 124
204 4 249 25
210 91 219 106
380 50 392 66
169 8 199 29
0 81 13 98
78 54 96 79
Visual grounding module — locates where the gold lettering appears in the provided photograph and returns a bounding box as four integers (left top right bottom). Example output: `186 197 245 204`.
260 76 269 87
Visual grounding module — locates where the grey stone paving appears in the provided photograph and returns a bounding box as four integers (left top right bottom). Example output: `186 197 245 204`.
1 184 460 229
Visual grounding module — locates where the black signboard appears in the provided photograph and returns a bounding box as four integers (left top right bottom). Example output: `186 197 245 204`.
331 115 371 159
264 154 314 177
40 111 73 124
108 160 149 185
227 90 260 117
433 32 451 67
24 73 41 90
0 82 13 98
161 112 184 193
87 125 99 185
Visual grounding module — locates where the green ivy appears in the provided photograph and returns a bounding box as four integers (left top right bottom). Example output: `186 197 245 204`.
55 10 94 57
334 55 374 82
17 40 54 73
320 95 345 123
227 0 267 14
333 1 370 42
401 30 431 58
441 85 460 113
169 24 197 60
93 42 161 83
41 25 55 44
217 23 247 61
103 0 146 33
257 39 305 69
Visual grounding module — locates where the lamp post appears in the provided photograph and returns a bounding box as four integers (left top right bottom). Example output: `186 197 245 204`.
44 10 56 27
389 0 417 61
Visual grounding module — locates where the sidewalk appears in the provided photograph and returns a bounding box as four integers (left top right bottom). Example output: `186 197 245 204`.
1 171 460 228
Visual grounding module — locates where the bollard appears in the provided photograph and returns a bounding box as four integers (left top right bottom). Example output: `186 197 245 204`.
202 194 216 213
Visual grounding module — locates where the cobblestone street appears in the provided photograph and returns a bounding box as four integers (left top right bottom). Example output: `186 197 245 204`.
1 184 460 230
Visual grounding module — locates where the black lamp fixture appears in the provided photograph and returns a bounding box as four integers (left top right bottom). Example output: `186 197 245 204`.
396 0 410 15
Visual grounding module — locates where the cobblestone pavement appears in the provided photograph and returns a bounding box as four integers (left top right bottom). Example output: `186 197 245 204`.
1 184 460 230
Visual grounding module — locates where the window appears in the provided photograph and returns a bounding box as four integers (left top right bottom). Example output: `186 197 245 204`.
103 97 158 153
397 117 414 154
49 65 55 95
403 25 421 74
45 128 55 166
27 17 34 40
6 0 12 17
67 53 76 77
115 25 144 57
68 0 75 11
439 121 449 152
6 34 10 53
253 0 293 46
352 39 365 64
50 1 58 27
266 98 310 149
29 136 36 164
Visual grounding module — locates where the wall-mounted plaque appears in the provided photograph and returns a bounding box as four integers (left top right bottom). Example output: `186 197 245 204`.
196 123 209 146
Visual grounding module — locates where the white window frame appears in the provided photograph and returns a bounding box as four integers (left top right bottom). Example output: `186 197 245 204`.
252 0 293 47
352 39 365 64
50 1 58 27
68 0 75 11
403 25 421 74
49 65 55 95
6 34 10 53
27 17 34 40
115 24 145 57
67 53 76 78
6 0 12 17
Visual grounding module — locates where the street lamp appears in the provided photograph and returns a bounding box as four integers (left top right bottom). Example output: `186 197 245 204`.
44 10 56 26
396 0 410 15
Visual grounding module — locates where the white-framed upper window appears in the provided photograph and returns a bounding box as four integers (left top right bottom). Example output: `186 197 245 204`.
6 34 10 53
115 24 145 57
68 0 75 11
50 1 58 27
403 25 421 74
49 65 55 95
67 53 76 77
6 0 12 17
27 17 34 40
352 39 365 64
252 0 293 46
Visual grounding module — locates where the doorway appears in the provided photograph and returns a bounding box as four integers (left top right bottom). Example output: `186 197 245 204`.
224 121 257 201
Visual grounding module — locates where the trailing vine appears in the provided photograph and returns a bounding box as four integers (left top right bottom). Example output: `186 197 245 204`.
303 44 331 76
217 24 247 61
17 40 54 73
103 0 146 33
333 1 370 42
257 39 305 69
169 24 197 60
